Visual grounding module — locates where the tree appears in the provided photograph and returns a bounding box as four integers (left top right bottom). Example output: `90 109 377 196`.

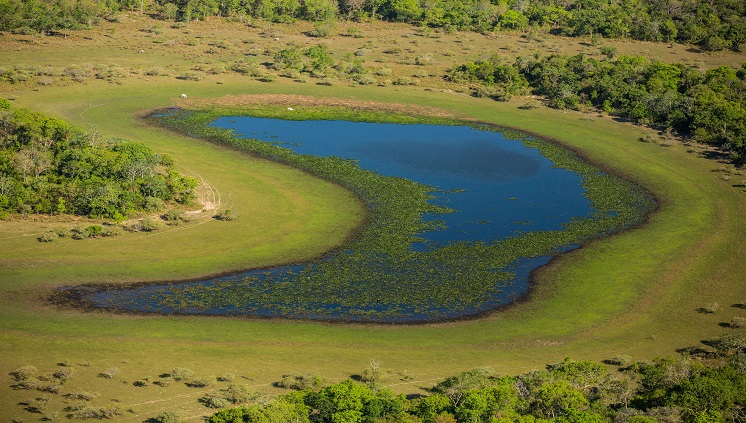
500 10 528 30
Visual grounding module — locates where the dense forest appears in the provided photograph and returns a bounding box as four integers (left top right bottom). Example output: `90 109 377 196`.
205 334 746 423
450 56 746 164
0 99 197 220
0 0 744 52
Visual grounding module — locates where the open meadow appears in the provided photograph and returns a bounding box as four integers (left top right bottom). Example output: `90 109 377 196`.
1 13 745 422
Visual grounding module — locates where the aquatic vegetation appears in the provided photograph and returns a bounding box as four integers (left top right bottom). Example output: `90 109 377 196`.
73 106 655 322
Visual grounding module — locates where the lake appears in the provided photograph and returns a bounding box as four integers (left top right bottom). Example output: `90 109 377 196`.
71 116 648 322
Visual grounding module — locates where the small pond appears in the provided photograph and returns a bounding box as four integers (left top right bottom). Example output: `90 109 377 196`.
68 115 652 322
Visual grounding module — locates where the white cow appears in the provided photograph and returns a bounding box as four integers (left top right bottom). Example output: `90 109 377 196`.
181 94 187 98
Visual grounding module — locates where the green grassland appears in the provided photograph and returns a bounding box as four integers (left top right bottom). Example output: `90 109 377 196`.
1 14 745 422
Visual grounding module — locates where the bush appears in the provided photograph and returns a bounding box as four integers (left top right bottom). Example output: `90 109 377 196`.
98 367 119 379
217 373 235 382
394 76 415 86
357 75 377 85
162 209 185 222
176 72 202 81
150 411 181 423
169 368 193 381
72 405 123 419
140 217 161 232
8 366 38 381
37 383 62 394
346 27 363 38
374 67 392 76
145 67 167 76
86 225 103 237
606 355 633 366
731 317 745 328
38 232 57 242
187 376 217 387
276 373 324 390
101 225 123 237
199 384 256 408
699 303 722 313
143 196 165 211
65 389 98 401
308 20 335 38
52 368 73 382
214 209 234 221
200 395 230 408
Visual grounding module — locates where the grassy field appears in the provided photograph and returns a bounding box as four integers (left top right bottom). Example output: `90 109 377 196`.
1 14 745 422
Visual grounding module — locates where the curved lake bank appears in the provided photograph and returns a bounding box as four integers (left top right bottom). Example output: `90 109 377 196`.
61 110 655 322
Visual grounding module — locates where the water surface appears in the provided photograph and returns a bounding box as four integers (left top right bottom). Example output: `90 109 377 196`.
73 117 632 322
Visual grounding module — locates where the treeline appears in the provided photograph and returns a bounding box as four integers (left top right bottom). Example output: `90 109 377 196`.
450 55 746 164
208 334 746 423
0 99 197 220
1 0 744 51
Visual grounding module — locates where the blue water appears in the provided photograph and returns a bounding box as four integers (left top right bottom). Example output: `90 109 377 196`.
218 117 592 245
79 117 602 322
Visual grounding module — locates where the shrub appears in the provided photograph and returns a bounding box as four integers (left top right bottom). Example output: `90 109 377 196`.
731 317 745 328
101 225 123 237
12 379 37 390
214 209 234 221
394 76 414 85
98 367 119 379
276 373 324 390
199 384 256 408
145 67 167 76
187 376 216 387
346 27 363 38
176 72 202 81
415 54 433 65
65 389 98 401
200 395 230 408
374 67 392 76
257 72 277 82
52 368 73 382
162 209 185 222
357 75 377 85
606 355 633 366
11 366 38 381
308 20 335 38
217 373 235 382
72 405 123 419
37 383 62 394
86 225 103 237
140 217 161 232
38 232 57 242
150 411 181 423
699 303 722 313
169 368 193 381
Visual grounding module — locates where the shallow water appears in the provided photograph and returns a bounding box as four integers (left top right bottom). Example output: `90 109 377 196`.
76 118 607 322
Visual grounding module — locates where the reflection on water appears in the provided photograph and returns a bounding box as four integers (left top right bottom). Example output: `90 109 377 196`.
221 117 590 245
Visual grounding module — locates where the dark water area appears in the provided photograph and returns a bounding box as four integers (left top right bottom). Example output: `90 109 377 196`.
73 117 609 322
218 117 592 246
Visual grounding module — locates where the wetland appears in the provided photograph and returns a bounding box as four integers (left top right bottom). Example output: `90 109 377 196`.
61 110 655 322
